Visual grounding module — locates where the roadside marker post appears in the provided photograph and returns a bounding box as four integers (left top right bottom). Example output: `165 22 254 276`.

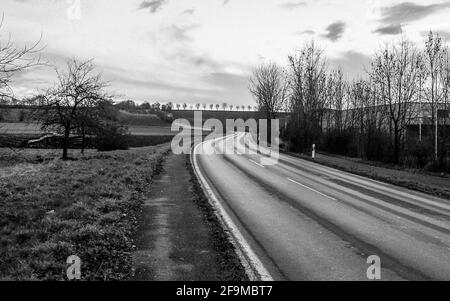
312 144 316 159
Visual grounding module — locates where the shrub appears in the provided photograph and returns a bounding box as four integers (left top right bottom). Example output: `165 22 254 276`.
127 135 173 148
424 159 450 173
95 123 130 151
407 141 433 168
321 129 353 156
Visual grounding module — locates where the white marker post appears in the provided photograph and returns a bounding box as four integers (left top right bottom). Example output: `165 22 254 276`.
312 144 316 159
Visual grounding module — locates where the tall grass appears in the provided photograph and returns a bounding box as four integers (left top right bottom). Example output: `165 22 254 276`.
0 144 170 280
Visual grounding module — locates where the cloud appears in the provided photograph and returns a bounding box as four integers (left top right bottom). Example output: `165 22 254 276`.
296 29 315 35
203 72 253 104
223 0 231 6
162 24 199 42
183 9 195 15
379 1 450 24
322 21 346 42
374 24 403 35
138 0 167 13
328 51 372 79
279 2 307 10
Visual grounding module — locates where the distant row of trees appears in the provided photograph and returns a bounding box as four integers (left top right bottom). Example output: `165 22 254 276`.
114 99 260 113
250 32 450 171
173 102 259 111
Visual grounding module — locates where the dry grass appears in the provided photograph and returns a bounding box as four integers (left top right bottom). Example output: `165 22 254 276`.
0 145 170 280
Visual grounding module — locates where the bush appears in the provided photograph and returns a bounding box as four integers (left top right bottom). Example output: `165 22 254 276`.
424 159 450 173
127 135 174 148
321 130 353 156
407 141 433 168
95 123 130 151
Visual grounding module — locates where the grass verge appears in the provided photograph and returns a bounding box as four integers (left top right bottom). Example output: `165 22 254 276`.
289 152 450 201
0 144 170 280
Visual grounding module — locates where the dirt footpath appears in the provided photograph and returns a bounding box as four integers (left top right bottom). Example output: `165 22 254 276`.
131 153 247 281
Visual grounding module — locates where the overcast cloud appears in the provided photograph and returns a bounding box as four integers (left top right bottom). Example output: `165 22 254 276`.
2 0 449 106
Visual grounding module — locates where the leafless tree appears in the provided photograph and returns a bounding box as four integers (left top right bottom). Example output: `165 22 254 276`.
327 69 347 132
249 62 289 120
423 31 447 160
286 42 327 151
33 59 110 160
0 15 43 98
370 39 423 163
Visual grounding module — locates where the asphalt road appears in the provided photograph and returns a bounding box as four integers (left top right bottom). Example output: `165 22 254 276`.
193 132 450 281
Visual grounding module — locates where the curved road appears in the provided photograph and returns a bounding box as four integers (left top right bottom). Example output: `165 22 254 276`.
193 132 450 281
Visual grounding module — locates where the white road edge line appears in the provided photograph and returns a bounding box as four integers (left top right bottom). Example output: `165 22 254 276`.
249 159 265 168
287 178 338 201
191 135 274 281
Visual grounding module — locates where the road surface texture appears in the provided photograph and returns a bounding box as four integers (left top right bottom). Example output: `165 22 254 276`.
193 132 450 281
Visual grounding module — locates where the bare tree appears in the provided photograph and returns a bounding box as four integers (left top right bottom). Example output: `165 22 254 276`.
222 102 228 111
216 104 220 110
423 31 446 160
370 39 423 163
209 104 214 110
0 16 43 98
286 42 327 151
249 62 288 120
33 59 110 160
327 69 347 132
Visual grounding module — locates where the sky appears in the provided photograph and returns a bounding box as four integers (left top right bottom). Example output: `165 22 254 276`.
2 0 450 106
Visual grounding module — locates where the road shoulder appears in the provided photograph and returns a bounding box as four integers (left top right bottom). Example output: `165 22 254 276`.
131 152 247 281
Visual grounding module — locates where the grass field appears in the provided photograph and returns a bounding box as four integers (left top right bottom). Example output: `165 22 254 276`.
0 123 174 136
0 144 170 280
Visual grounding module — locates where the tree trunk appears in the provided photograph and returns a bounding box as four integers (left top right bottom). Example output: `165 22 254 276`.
81 125 85 155
394 128 400 164
62 125 70 160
